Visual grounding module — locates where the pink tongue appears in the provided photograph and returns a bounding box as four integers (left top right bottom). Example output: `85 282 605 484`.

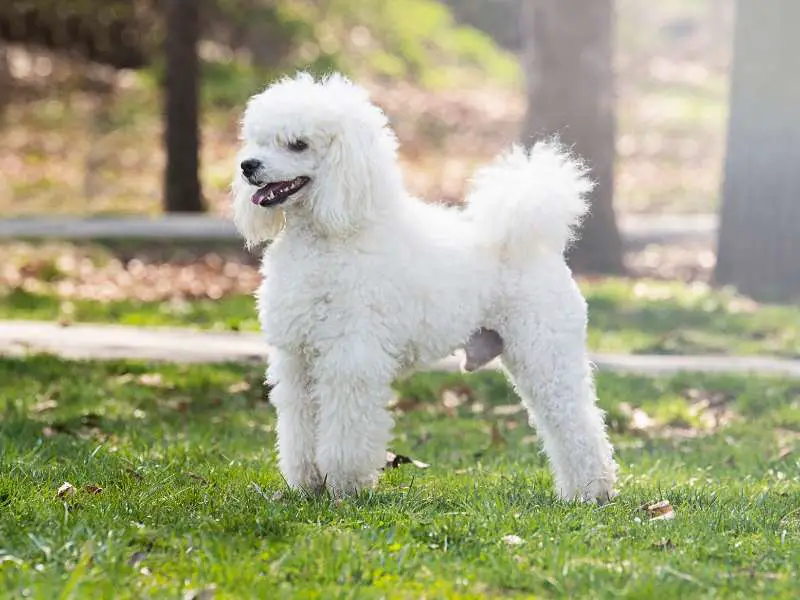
251 187 270 205
251 181 284 205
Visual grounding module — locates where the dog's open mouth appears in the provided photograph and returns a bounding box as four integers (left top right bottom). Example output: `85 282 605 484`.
251 176 310 207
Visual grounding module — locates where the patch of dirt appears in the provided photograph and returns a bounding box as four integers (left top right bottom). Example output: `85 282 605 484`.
0 238 719 306
0 241 260 302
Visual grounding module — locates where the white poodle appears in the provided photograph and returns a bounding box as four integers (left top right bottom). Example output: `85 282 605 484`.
232 72 617 502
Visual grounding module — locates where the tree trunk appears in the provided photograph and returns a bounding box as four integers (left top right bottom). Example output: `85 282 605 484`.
163 0 204 212
0 45 10 123
714 0 800 302
520 0 625 274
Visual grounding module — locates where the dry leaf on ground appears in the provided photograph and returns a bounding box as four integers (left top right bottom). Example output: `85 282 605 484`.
646 500 676 521
56 482 76 498
502 534 524 546
490 422 507 448
619 402 656 432
185 472 209 485
492 404 523 417
137 373 164 387
125 468 143 481
384 451 430 470
227 380 251 394
30 399 58 413
388 395 422 414
183 585 217 600
128 551 147 567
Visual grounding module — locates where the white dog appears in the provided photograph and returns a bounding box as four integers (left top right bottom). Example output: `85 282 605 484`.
232 72 617 502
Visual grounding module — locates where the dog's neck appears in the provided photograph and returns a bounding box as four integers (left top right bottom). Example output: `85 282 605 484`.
278 192 403 245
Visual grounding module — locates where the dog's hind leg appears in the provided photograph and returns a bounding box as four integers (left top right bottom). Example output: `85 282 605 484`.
267 349 325 493
497 293 617 502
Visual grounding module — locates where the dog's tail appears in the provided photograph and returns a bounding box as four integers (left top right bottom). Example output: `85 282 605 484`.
464 139 593 261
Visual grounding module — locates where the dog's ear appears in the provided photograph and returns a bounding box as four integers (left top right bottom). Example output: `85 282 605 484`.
231 173 285 248
309 123 381 237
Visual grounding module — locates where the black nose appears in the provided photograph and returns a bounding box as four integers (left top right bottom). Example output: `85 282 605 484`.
240 159 261 178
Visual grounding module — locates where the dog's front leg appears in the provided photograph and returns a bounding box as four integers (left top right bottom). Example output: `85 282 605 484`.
311 348 396 497
267 350 325 492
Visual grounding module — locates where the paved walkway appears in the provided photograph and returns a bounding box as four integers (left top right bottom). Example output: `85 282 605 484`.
2 320 798 378
0 214 717 248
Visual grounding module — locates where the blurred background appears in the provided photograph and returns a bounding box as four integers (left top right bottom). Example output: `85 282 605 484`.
0 0 798 350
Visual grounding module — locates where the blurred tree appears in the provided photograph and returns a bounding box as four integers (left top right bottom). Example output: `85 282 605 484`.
520 0 625 273
0 1 151 69
714 0 800 301
0 45 10 121
163 0 204 212
441 0 522 52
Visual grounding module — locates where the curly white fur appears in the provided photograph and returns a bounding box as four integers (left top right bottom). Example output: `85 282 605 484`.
232 72 617 501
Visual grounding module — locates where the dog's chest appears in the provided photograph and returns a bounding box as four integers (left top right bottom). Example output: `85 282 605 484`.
257 248 355 351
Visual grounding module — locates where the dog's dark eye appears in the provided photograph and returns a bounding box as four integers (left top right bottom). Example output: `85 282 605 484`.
288 139 309 152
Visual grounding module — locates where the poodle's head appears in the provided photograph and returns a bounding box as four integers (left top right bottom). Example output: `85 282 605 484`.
232 72 401 246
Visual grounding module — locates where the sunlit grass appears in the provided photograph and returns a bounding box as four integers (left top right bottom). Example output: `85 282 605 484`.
1 356 798 597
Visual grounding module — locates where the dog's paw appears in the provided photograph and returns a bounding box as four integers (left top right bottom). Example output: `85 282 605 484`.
325 471 380 499
576 476 618 505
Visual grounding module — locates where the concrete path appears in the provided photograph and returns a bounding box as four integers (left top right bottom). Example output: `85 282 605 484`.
0 214 717 248
2 320 798 378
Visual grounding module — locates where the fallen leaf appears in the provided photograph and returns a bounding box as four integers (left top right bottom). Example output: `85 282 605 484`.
653 538 675 550
185 472 209 485
470 402 485 414
80 413 102 428
492 404 523 416
42 426 59 437
31 399 58 413
128 551 147 567
125 468 144 481
85 485 103 495
773 446 793 461
384 451 430 470
441 389 468 417
183 585 217 600
388 396 422 413
646 500 675 521
165 398 191 412
227 381 251 394
56 482 76 498
632 409 656 431
502 534 524 546
490 422 507 448
137 373 164 387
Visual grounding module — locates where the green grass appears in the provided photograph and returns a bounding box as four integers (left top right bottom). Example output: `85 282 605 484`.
584 279 800 357
1 356 799 597
3 278 799 357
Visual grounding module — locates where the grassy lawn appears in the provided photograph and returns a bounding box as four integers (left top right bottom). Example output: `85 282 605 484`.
2 277 799 358
1 355 799 597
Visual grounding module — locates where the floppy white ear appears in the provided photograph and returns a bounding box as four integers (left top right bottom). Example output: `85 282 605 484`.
231 174 285 248
309 125 379 237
